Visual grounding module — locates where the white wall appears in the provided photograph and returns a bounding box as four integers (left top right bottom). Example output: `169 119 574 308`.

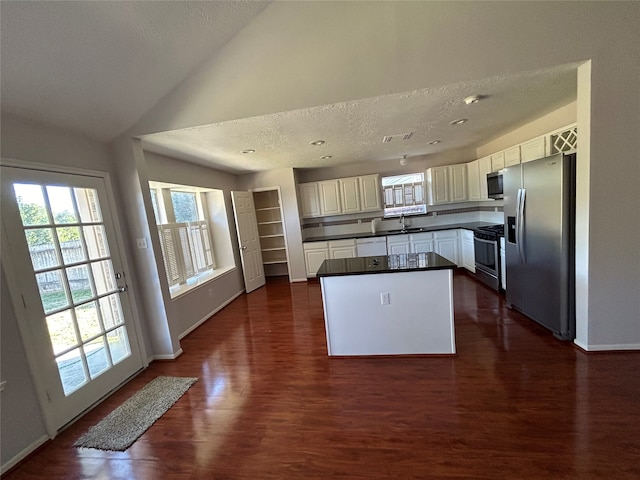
143 151 246 337
124 1 639 350
476 102 577 158
0 114 148 468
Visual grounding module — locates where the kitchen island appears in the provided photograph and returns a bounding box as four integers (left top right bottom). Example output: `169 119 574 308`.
317 252 456 356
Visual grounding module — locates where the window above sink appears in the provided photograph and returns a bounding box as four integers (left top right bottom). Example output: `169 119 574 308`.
382 172 427 218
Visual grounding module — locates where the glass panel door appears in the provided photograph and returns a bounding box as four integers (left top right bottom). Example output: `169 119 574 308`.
1 166 144 430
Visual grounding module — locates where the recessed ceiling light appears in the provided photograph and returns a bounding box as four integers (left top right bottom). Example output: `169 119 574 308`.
310 140 325 146
428 140 441 145
321 155 332 160
449 119 468 126
464 95 481 105
241 149 255 154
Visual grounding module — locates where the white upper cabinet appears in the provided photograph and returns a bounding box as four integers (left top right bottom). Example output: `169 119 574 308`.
298 174 381 218
490 152 505 172
299 182 321 218
426 166 450 205
318 180 341 216
467 160 481 201
426 165 467 205
339 177 361 214
478 156 492 199
520 136 546 163
359 174 381 212
504 145 521 167
449 164 468 203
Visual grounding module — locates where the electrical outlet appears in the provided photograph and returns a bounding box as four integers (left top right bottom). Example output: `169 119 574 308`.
136 238 147 249
208 288 213 298
380 292 390 305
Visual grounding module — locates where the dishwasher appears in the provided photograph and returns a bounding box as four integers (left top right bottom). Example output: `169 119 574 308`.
356 237 387 257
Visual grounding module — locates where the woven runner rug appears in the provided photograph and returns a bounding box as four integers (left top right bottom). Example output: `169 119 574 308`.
74 376 198 451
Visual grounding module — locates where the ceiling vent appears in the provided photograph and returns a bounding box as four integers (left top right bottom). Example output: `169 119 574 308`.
382 132 413 143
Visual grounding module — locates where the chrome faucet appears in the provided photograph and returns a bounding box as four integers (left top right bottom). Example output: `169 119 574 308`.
399 214 407 233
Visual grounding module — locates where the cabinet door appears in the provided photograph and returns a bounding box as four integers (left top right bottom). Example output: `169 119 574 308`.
329 239 357 259
359 174 382 212
410 232 434 253
427 167 449 205
449 164 468 203
491 152 505 172
387 235 410 255
318 180 341 216
299 183 321 217
435 230 459 265
521 137 546 163
461 237 475 272
304 248 329 277
339 177 361 214
478 156 492 200
504 145 521 167
467 160 481 201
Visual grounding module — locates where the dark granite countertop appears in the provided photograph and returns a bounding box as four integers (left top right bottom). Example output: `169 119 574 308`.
317 252 456 277
304 222 499 243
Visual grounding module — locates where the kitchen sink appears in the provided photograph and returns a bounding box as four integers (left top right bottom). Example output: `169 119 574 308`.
387 227 425 234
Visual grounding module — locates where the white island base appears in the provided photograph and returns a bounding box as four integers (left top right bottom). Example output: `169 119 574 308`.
320 268 455 356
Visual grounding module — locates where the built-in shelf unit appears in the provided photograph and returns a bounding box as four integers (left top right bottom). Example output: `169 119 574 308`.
253 188 289 277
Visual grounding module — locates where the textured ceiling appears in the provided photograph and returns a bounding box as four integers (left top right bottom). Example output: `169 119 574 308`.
1 1 577 173
0 1 270 142
142 65 577 173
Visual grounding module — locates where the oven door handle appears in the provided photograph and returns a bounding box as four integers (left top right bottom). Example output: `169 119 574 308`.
517 188 526 264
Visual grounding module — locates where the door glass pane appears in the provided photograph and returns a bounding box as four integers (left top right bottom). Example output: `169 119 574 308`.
99 295 124 328
67 265 94 303
58 228 86 264
37 270 70 313
13 184 49 226
86 337 110 378
91 260 116 295
47 186 78 224
57 348 87 395
107 327 130 364
76 301 101 341
26 228 60 270
74 188 102 223
46 310 79 355
83 225 109 259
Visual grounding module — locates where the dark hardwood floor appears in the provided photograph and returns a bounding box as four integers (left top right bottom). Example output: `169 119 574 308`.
5 272 640 479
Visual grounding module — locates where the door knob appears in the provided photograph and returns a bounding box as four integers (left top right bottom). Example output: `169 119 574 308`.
241 245 247 250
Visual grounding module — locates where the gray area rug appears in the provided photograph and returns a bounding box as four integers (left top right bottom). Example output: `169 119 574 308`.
74 376 198 451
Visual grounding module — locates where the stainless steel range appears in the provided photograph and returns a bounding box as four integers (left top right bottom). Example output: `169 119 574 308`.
473 225 504 291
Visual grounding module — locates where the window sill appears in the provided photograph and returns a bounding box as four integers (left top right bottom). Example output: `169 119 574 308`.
169 266 236 300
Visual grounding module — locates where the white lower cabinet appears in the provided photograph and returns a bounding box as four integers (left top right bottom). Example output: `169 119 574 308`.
410 232 434 253
304 239 357 277
460 229 475 272
434 230 459 265
303 242 329 277
356 237 387 257
329 239 357 259
387 234 410 255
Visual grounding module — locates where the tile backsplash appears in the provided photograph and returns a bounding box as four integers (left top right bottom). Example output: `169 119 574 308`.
302 205 504 239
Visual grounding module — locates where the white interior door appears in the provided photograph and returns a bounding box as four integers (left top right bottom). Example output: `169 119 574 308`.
1 166 145 431
231 191 265 293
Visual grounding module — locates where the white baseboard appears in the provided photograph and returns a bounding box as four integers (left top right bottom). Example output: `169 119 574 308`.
574 339 640 352
1 434 49 475
148 348 183 362
178 289 244 340
291 277 309 283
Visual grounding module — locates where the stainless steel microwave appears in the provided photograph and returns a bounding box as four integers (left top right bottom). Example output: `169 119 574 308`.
487 171 503 199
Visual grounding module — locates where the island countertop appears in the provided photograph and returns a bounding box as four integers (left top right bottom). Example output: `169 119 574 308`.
316 252 456 277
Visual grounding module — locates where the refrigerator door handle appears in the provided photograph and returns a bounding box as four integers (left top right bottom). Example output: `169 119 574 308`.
518 188 526 264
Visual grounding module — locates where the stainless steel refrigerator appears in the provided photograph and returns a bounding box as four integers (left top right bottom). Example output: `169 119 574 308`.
503 153 575 340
